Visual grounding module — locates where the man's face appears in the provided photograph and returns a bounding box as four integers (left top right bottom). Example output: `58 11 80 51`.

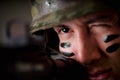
53 10 120 80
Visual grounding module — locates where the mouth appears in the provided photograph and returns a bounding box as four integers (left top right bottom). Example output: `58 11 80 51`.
89 68 112 80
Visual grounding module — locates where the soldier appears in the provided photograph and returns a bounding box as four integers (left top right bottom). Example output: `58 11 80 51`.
31 0 120 80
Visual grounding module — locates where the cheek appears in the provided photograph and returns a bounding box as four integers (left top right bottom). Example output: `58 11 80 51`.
59 40 75 57
108 49 120 75
91 27 120 53
60 42 71 48
103 35 120 53
59 44 75 58
59 42 73 52
59 36 73 52
106 43 120 53
109 47 120 58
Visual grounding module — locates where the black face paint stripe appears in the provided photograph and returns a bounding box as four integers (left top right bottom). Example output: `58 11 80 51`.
106 43 120 53
104 34 119 43
62 52 74 57
60 42 71 48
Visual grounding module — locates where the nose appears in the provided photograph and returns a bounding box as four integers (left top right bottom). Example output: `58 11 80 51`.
73 32 102 65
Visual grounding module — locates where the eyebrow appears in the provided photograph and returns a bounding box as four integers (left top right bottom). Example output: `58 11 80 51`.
53 24 69 31
84 14 113 25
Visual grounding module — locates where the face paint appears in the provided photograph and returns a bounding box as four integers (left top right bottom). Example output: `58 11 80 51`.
60 42 71 48
62 52 74 57
104 34 119 43
106 43 120 53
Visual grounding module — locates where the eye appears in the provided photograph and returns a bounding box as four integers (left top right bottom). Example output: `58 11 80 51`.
89 23 112 29
55 25 70 33
88 23 112 34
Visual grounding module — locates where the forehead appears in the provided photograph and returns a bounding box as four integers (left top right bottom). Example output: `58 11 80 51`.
79 10 117 22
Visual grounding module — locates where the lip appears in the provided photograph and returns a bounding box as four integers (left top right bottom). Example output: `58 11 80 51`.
89 68 112 80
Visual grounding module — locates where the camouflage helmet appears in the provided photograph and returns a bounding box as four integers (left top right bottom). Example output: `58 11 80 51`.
31 0 120 32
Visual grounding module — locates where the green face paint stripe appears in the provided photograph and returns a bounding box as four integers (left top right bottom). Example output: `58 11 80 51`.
60 42 71 48
62 52 74 57
106 43 120 53
104 34 119 43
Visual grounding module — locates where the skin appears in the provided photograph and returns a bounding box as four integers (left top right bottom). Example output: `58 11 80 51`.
53 10 120 80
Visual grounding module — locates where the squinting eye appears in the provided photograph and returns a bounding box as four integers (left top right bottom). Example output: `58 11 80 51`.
89 23 112 30
58 25 70 33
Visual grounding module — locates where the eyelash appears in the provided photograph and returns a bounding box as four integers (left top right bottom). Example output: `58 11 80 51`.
56 25 70 34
